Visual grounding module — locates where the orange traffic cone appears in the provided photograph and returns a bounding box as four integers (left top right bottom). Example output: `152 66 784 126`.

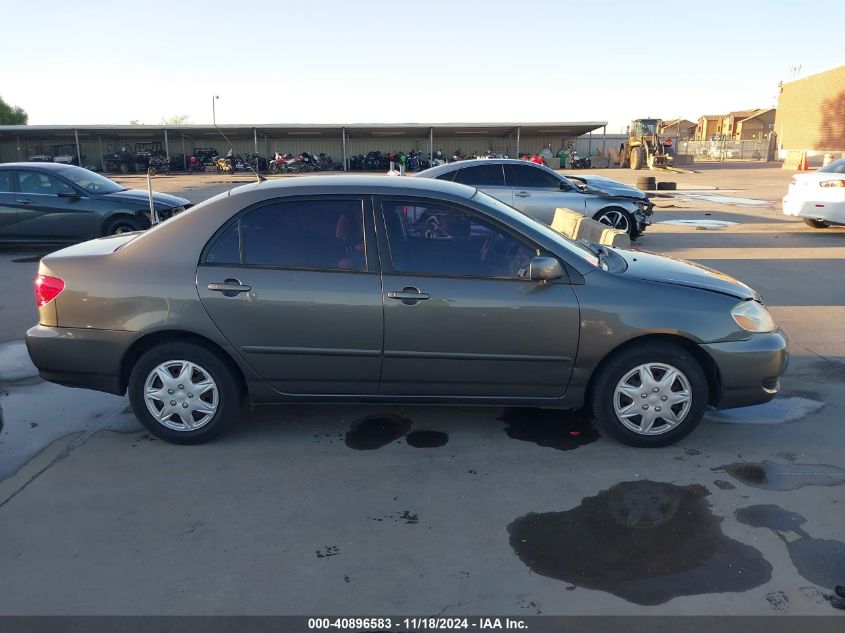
798 152 808 171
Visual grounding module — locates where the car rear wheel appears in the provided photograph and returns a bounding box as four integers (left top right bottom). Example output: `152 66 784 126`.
590 342 708 447
593 207 634 237
803 218 830 229
128 342 242 444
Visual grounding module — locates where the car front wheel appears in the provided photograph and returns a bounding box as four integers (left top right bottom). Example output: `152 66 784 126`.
590 342 708 447
593 207 634 238
128 342 242 444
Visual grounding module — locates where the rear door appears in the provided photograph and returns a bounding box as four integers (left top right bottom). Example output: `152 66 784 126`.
504 163 586 225
196 196 384 396
452 163 513 206
14 169 94 240
0 170 18 239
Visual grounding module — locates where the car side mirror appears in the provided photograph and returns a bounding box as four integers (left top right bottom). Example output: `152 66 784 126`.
560 181 573 191
529 256 563 282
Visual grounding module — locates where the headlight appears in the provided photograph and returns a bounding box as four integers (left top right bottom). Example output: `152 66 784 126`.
731 300 775 333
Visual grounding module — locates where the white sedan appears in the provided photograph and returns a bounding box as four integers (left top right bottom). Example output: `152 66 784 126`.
783 158 845 228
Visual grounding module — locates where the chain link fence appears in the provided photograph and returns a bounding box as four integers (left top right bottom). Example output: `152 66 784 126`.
678 138 773 161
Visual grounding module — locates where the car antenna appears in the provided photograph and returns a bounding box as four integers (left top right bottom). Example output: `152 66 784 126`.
213 120 266 183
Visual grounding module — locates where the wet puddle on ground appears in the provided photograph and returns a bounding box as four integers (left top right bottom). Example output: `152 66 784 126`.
344 415 413 450
344 415 449 450
714 461 845 490
706 397 824 425
657 219 739 230
507 480 771 605
500 408 599 450
736 504 845 590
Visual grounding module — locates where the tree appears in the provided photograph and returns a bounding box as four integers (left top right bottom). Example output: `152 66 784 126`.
161 114 190 125
129 119 142 125
0 95 28 125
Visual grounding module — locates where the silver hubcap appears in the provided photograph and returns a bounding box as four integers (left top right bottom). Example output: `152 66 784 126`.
144 360 219 431
596 210 630 232
613 362 692 435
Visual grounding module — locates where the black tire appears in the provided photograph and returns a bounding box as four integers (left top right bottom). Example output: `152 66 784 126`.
637 176 657 191
104 215 146 236
128 342 242 445
630 147 645 170
593 207 635 238
657 181 677 190
803 218 830 229
590 342 708 447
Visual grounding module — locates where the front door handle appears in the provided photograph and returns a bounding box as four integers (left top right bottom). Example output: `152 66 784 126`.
207 279 251 296
515 191 531 198
387 287 430 305
16 199 33 204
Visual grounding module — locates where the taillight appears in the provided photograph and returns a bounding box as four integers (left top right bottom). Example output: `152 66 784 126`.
820 180 845 188
34 274 64 307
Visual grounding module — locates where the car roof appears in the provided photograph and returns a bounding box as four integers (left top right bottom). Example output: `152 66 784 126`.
226 174 477 199
0 162 76 172
416 158 558 179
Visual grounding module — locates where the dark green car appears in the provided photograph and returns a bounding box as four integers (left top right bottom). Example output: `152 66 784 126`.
0 163 190 242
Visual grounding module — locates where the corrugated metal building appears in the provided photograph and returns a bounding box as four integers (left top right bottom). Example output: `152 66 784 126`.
775 65 845 158
0 122 609 171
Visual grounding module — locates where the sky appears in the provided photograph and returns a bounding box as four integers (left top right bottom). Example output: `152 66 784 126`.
1 0 842 132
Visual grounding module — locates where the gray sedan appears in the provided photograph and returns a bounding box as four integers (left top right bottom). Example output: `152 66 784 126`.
416 159 652 238
0 163 190 242
26 176 787 447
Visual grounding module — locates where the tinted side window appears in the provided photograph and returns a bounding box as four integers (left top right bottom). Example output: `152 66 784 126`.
504 164 561 189
434 170 458 182
0 171 11 193
454 164 505 186
241 199 366 271
382 201 536 279
205 222 240 264
16 171 75 195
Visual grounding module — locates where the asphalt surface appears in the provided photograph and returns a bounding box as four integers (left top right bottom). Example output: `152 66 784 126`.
1 165 844 616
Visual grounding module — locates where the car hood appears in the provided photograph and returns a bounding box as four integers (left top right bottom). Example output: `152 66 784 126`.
583 183 647 201
614 249 758 300
99 188 190 209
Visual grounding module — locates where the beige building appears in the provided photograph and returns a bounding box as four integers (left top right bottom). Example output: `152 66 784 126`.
775 65 845 156
695 115 721 141
659 119 696 140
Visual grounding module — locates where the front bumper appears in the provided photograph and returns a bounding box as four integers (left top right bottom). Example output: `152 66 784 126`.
633 200 654 230
700 329 788 409
25 324 135 395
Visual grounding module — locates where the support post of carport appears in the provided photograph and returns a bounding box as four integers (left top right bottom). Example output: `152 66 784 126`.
602 125 607 155
74 129 81 167
516 126 520 158
181 135 187 171
588 130 592 157
164 128 170 158
253 127 258 154
98 135 104 172
429 127 433 165
16 135 21 161
342 127 347 171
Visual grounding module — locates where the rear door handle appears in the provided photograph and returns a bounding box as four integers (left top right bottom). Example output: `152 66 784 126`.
387 287 430 304
16 199 32 204
207 279 251 295
515 191 531 198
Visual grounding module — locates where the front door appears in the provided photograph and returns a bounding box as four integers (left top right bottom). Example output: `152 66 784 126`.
504 163 586 225
196 197 384 395
14 169 93 240
377 197 580 399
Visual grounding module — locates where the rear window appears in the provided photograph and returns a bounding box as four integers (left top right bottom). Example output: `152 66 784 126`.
454 164 505 187
818 159 845 174
203 198 366 272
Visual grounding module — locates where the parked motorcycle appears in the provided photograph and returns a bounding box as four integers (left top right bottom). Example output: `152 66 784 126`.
568 151 592 169
362 151 383 171
430 149 447 167
215 156 236 174
147 155 170 176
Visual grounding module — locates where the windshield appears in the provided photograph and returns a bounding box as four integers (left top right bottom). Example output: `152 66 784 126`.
472 190 599 267
818 159 845 174
60 166 125 194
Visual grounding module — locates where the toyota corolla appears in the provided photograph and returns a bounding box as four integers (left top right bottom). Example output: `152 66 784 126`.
26 176 787 447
